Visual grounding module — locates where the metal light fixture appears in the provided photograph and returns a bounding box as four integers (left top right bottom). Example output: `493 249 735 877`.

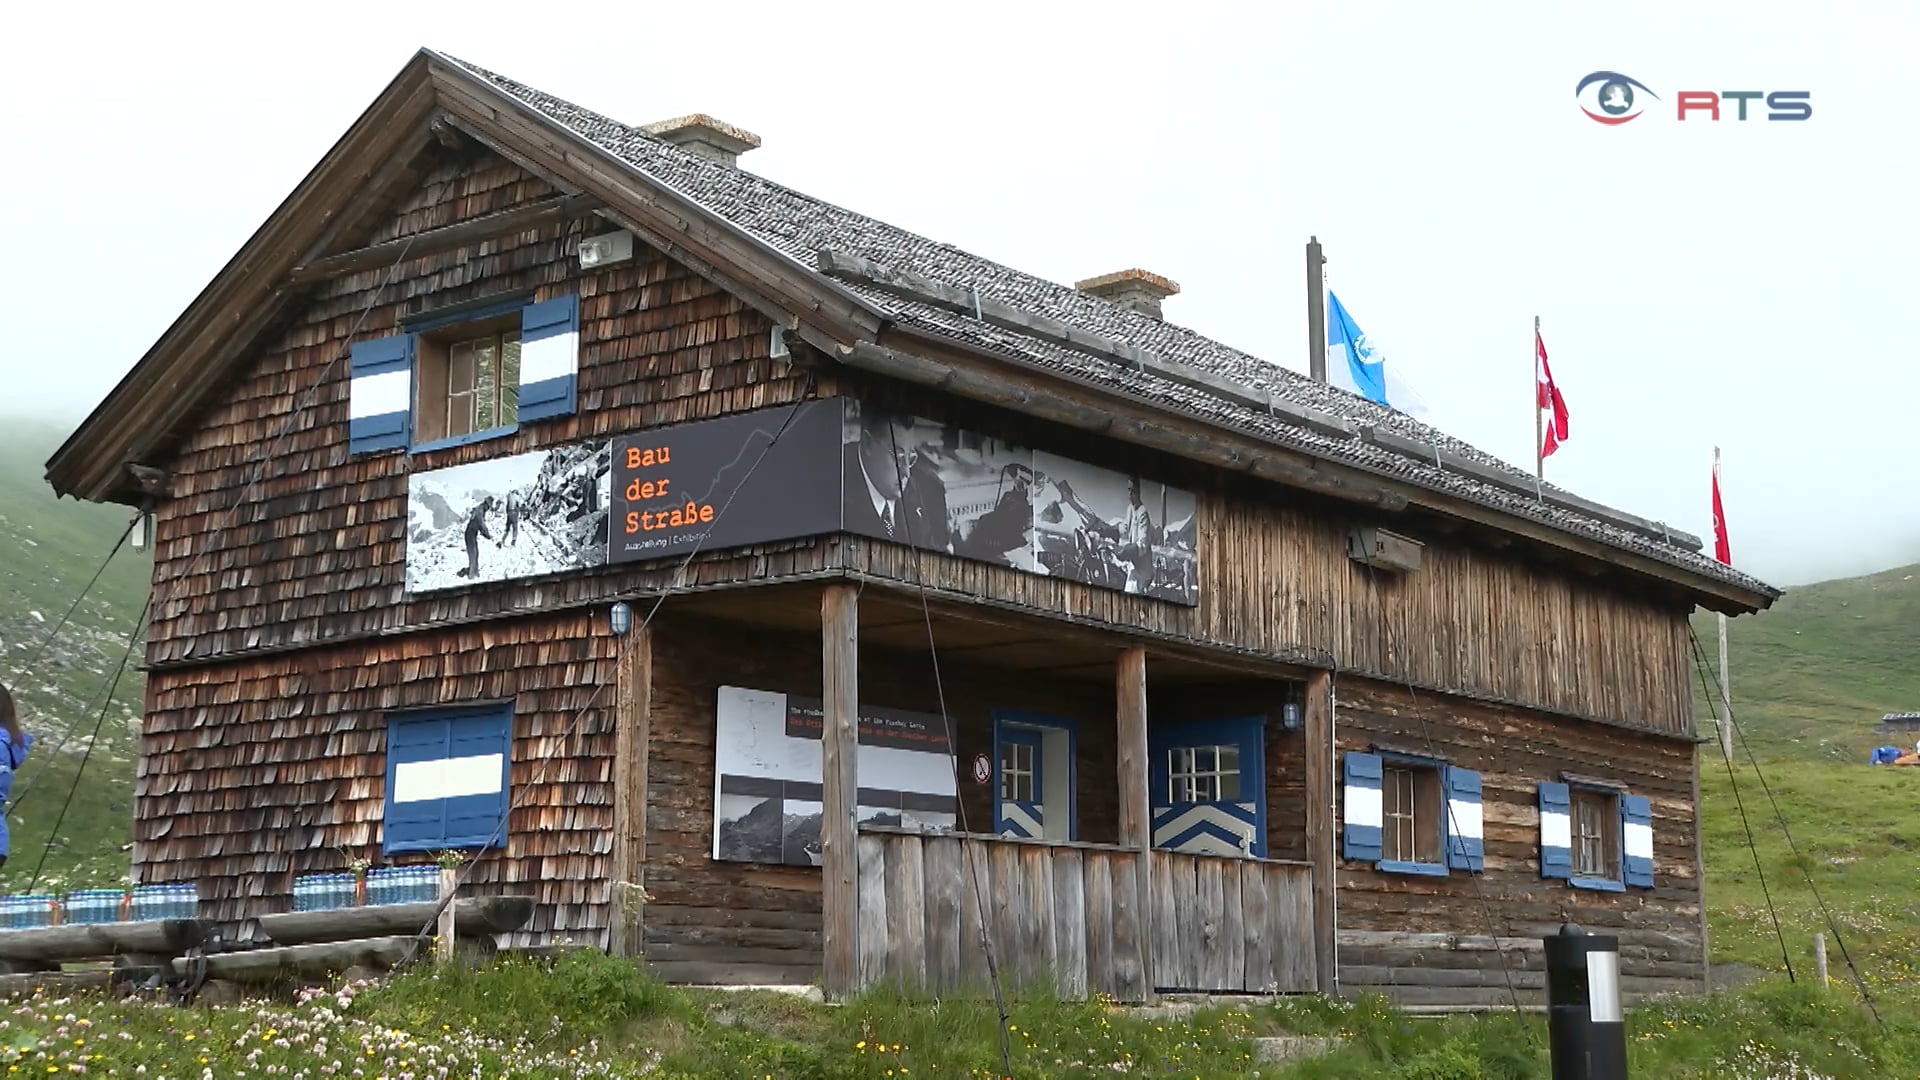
1281 701 1303 733
609 601 633 637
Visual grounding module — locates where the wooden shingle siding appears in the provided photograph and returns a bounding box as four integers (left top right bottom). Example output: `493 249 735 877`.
140 146 1694 740
137 611 614 948
1331 676 1705 1006
145 149 806 669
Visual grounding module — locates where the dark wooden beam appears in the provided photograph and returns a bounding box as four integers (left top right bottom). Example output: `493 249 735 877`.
1115 646 1155 1003
609 624 651 958
1303 669 1335 994
286 194 602 285
821 584 860 1000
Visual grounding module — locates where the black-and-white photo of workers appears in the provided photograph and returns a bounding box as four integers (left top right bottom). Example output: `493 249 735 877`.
843 403 952 551
458 496 496 579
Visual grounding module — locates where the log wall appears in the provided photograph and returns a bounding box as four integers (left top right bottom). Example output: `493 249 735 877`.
1331 675 1707 1008
137 610 613 948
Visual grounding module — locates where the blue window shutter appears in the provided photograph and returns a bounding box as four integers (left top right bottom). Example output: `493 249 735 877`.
1621 794 1655 888
518 295 580 422
348 335 413 454
1444 766 1484 872
1538 782 1573 880
384 716 450 853
442 709 512 849
383 705 514 854
1342 752 1383 861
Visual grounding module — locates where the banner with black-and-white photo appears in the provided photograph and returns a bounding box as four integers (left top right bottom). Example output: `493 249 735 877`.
840 400 1200 604
712 685 959 867
404 440 611 593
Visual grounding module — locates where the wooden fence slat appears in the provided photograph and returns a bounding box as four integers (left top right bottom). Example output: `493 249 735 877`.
857 834 889 990
1220 857 1245 992
1269 863 1312 991
1084 851 1114 999
1196 857 1228 990
1110 851 1147 1002
1173 854 1202 991
922 837 964 993
989 841 1028 990
958 840 991 990
1051 847 1087 1001
885 835 928 993
1240 860 1273 993
1025 845 1056 985
1151 850 1179 990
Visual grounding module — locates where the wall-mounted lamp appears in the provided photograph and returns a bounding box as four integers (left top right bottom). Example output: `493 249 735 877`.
1281 701 1303 733
609 601 633 637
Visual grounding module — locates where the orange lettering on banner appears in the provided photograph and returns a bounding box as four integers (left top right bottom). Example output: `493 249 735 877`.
620 440 715 536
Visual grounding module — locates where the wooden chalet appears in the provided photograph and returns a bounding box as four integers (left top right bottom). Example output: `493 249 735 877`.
46 49 1781 1008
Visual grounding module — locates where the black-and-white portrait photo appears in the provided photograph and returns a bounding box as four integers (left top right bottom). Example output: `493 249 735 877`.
1031 453 1199 604
405 440 611 593
841 400 1039 570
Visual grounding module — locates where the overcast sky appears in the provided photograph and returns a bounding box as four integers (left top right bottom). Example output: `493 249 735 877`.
4 1 1911 588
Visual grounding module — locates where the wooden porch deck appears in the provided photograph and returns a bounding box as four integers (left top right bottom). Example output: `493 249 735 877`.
855 828 1314 1002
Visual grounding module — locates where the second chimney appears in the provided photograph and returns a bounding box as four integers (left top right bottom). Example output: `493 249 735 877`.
641 113 763 168
1074 268 1181 321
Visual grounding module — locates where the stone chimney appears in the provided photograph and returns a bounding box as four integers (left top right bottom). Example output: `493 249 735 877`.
641 113 762 168
1074 268 1181 321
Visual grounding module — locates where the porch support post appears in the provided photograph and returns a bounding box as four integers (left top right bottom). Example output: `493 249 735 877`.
821 584 861 1000
1116 646 1155 1002
608 622 652 958
1303 669 1336 994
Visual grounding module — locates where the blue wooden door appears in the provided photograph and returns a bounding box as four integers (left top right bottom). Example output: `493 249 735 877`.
996 727 1045 838
1149 716 1266 857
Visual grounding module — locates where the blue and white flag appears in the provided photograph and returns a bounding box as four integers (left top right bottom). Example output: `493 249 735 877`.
1326 290 1430 419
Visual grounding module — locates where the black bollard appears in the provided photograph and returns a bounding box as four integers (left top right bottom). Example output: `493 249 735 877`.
1544 922 1628 1080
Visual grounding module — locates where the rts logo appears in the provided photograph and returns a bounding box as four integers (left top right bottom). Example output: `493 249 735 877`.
1575 71 1812 124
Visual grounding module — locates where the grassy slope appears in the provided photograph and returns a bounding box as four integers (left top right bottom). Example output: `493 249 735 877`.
1690 564 1920 761
0 419 149 892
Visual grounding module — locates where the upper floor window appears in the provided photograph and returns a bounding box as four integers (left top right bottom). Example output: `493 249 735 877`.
347 293 580 456
418 318 523 443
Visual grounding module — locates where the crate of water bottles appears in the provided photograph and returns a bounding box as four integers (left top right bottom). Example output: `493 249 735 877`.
129 883 198 922
291 873 359 912
0 894 58 930
365 865 439 906
62 888 127 925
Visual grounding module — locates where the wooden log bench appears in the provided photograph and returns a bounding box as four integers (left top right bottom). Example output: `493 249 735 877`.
253 896 534 946
172 897 538 989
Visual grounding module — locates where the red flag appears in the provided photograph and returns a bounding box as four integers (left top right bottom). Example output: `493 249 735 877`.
1711 454 1732 564
1536 331 1570 458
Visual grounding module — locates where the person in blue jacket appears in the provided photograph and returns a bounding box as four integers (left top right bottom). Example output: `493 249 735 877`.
0 681 30 868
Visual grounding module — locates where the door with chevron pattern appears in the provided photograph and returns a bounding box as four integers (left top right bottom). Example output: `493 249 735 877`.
1150 716 1266 858
995 726 1046 839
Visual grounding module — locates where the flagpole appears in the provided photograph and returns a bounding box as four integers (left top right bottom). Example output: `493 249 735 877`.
1307 237 1328 384
1716 446 1734 764
1534 316 1544 481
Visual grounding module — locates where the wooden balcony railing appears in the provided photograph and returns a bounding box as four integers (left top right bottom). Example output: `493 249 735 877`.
854 828 1314 1002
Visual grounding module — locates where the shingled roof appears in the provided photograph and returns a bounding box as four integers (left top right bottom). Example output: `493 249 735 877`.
445 56 1777 605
